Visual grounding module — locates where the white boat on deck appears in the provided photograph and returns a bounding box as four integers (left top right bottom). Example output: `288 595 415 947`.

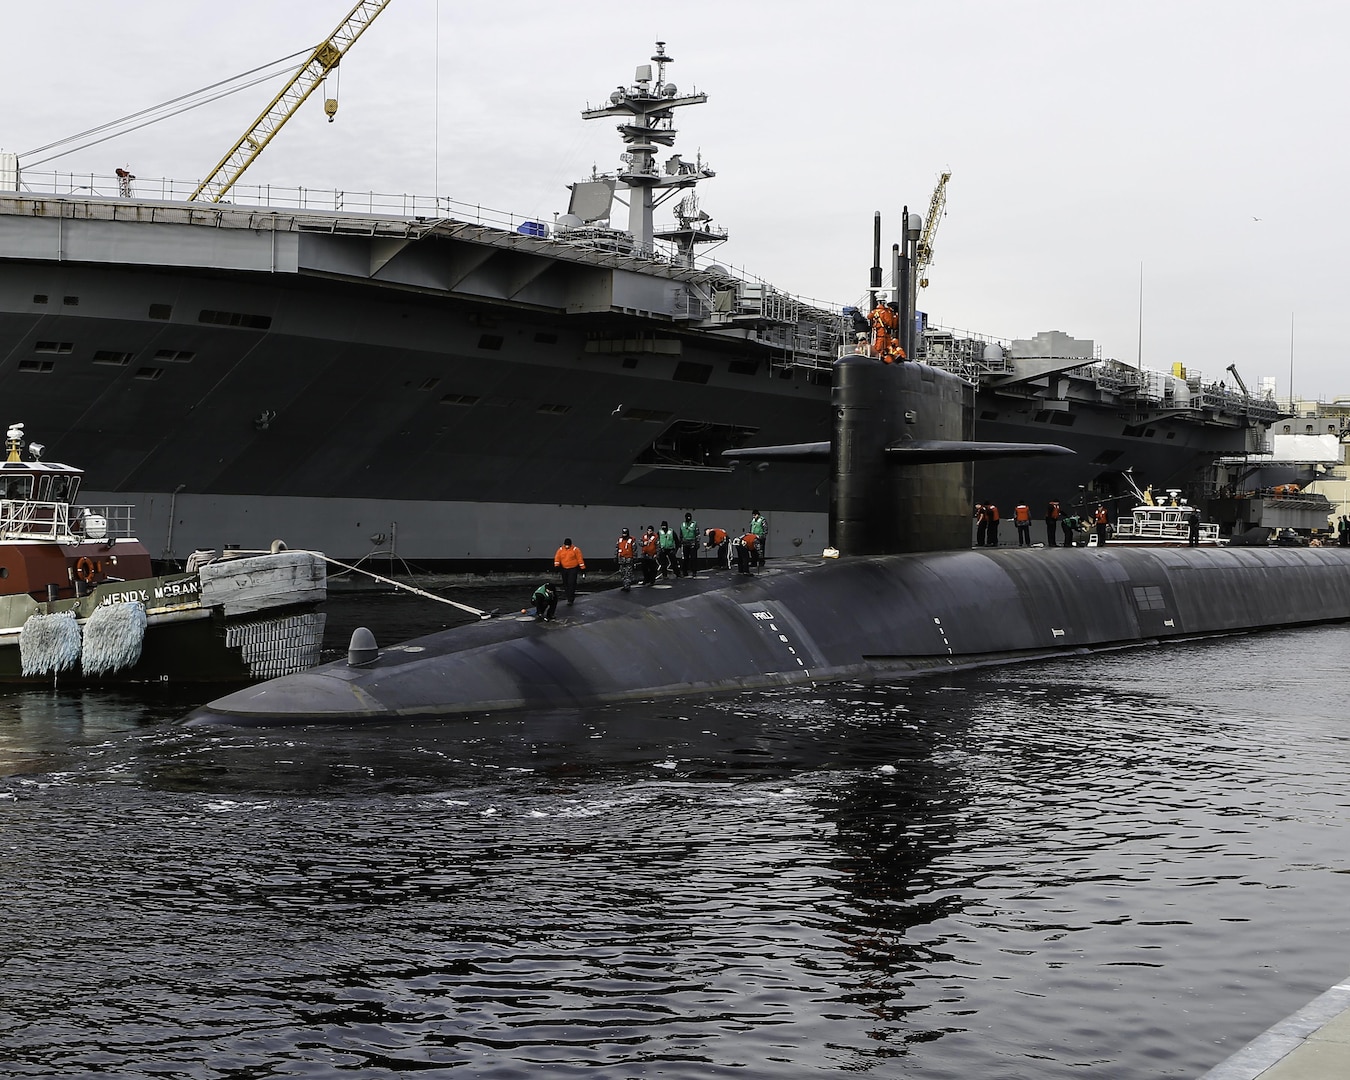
1089 486 1228 548
1 423 327 684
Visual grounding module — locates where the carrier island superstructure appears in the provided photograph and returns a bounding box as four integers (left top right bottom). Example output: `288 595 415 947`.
0 43 1278 567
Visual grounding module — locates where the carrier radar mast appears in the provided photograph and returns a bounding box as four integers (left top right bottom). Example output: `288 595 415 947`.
581 42 714 256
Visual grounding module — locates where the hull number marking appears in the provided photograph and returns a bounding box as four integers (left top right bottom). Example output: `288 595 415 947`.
747 606 810 675
932 616 955 662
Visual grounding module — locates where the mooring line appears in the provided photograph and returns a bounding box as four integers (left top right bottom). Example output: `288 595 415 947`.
318 555 493 619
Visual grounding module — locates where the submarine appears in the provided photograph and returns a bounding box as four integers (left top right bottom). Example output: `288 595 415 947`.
186 354 1350 728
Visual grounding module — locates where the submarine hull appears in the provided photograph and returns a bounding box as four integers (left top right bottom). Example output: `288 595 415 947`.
188 544 1350 727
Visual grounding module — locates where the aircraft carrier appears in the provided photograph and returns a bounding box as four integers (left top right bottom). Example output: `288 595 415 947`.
0 43 1279 568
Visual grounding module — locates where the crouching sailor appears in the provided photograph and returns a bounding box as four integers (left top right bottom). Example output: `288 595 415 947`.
532 581 558 622
733 532 761 574
704 526 729 569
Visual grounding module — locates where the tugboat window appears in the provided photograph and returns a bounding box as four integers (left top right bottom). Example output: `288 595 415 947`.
2 476 33 500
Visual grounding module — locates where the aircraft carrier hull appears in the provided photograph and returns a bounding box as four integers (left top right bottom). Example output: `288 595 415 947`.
0 194 1252 566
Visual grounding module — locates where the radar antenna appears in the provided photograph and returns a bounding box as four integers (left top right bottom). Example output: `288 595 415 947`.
581 42 713 255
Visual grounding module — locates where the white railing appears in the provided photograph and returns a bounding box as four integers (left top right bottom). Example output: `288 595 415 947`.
82 504 137 539
12 168 530 232
1114 516 1223 543
1 498 73 541
0 500 136 542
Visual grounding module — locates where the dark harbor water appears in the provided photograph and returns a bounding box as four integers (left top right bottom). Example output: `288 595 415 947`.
2 588 1349 1078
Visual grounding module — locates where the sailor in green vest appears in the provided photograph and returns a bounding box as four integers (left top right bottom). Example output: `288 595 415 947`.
680 511 700 577
749 510 766 564
532 580 558 622
657 520 680 578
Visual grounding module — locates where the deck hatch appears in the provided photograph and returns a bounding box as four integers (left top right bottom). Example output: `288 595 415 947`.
1131 585 1167 611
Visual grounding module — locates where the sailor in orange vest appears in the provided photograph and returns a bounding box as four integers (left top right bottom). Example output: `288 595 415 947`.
985 503 1001 547
553 537 586 606
615 527 637 592
639 524 660 586
1094 505 1109 546
733 532 760 574
703 526 729 569
1014 502 1032 546
1045 499 1061 547
868 301 906 363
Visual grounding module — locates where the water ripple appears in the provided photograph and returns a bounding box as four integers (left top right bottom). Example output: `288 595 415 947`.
3 624 1350 1076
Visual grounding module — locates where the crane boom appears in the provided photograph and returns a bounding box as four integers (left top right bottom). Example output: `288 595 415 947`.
915 170 950 288
190 0 394 202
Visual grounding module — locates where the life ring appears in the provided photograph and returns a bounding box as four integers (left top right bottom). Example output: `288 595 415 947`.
75 556 98 583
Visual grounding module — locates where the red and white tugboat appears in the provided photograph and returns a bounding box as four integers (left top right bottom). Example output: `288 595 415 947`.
0 423 327 684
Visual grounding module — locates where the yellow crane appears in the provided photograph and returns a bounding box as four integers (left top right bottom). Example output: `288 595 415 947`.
915 170 950 289
190 0 394 203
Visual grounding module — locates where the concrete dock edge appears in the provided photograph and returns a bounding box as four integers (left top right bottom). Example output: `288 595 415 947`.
1199 977 1350 1079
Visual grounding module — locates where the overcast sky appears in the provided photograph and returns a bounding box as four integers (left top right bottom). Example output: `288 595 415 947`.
5 1 1346 401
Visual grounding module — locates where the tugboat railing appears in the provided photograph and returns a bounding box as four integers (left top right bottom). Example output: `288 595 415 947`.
0 500 136 542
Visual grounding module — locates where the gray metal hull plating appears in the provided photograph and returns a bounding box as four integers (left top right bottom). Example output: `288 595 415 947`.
0 196 1249 564
188 544 1350 725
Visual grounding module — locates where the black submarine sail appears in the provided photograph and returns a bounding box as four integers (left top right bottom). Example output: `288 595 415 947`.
726 356 1071 554
726 208 1070 555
